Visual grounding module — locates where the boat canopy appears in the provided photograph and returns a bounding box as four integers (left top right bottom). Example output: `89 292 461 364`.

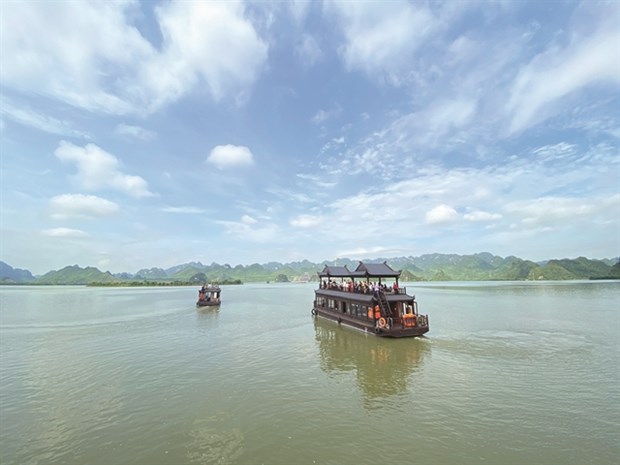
318 261 401 279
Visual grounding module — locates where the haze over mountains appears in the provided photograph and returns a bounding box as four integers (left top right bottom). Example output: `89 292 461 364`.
2 253 619 285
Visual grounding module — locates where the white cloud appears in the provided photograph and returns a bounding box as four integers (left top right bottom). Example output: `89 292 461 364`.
41 227 89 238
296 34 323 67
425 98 477 131
241 214 257 224
425 204 459 225
115 123 156 141
504 196 615 227
288 0 312 24
464 210 503 222
0 99 88 137
328 1 437 83
161 206 206 214
0 1 150 114
216 219 278 243
290 214 323 228
54 141 154 197
49 194 119 219
0 1 268 114
207 145 255 169
507 5 620 133
145 1 268 108
311 105 342 125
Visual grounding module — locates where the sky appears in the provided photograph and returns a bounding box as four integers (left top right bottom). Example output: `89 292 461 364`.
1 0 619 275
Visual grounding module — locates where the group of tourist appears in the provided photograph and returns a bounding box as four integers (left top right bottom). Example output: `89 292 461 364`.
319 280 399 294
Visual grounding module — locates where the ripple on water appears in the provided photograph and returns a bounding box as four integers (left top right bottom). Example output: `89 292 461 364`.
185 413 245 465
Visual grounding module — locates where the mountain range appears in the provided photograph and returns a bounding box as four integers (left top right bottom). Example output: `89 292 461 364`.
1 253 619 285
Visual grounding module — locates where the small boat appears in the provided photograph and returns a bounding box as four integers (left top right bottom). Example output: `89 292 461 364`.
312 261 429 338
196 284 221 307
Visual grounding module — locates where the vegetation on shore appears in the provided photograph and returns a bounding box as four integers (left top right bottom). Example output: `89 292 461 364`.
86 279 243 287
1 253 618 286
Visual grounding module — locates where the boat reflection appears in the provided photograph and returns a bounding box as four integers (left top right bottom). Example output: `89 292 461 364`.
313 318 430 405
195 305 220 331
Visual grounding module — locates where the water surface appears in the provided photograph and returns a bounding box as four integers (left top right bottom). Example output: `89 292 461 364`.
1 281 618 464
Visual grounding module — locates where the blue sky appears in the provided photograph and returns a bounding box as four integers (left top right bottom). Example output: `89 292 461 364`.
1 0 618 275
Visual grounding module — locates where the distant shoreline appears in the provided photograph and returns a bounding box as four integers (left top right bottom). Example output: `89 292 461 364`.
0 280 244 287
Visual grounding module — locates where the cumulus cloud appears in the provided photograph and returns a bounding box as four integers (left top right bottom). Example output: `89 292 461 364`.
207 144 255 169
1 1 268 114
49 194 119 219
425 204 459 225
54 141 154 197
41 227 89 238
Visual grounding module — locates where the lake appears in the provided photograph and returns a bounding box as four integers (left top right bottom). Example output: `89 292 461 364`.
1 281 618 465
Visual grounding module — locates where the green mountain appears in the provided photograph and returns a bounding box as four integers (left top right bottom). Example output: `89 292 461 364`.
2 254 618 285
0 261 35 283
134 267 168 279
527 257 613 281
609 261 620 278
36 265 119 285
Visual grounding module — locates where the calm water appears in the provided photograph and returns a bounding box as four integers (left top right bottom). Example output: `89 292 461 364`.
1 281 618 465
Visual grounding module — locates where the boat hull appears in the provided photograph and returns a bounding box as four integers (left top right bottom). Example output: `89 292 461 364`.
196 300 220 307
311 307 428 338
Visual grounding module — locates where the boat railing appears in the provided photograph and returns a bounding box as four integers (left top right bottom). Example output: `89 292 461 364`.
317 284 409 295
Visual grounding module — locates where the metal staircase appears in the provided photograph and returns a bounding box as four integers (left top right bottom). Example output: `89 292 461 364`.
376 290 392 317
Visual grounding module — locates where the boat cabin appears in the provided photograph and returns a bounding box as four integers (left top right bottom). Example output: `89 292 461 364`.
312 261 429 338
196 284 221 307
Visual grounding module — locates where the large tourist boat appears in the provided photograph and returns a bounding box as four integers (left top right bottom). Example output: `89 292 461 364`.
196 284 221 307
312 262 429 338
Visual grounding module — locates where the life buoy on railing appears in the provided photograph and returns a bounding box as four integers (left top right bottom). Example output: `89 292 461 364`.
378 317 387 328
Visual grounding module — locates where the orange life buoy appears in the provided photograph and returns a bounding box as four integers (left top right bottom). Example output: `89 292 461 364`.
378 317 387 328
